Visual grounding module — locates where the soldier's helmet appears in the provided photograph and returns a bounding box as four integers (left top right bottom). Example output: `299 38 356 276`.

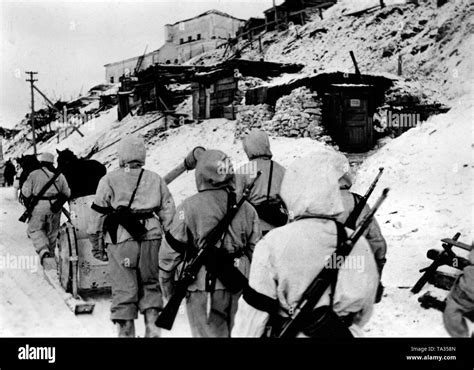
38 152 54 163
117 135 146 167
195 149 235 192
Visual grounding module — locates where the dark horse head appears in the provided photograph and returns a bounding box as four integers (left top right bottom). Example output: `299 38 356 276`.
56 148 78 171
56 148 106 200
17 154 41 204
17 154 40 188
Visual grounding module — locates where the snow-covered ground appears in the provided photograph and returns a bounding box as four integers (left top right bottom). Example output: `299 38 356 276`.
0 115 331 337
355 94 473 337
1 0 472 338
0 185 192 337
1 96 471 337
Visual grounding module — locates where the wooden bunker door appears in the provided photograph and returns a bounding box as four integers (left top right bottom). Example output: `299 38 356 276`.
324 85 374 152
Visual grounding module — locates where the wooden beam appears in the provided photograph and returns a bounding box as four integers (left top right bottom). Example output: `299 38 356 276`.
349 51 361 76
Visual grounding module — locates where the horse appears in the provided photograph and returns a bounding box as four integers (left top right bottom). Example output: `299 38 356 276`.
56 148 106 199
17 155 41 189
16 155 41 205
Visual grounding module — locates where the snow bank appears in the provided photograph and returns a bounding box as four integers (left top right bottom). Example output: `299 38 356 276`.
143 118 333 205
353 94 473 336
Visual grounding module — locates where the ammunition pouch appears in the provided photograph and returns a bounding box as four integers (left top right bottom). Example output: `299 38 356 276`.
103 206 154 244
206 247 248 293
50 194 69 213
253 160 289 227
300 306 354 338
253 196 289 227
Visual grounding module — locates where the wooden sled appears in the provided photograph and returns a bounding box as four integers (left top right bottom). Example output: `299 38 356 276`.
43 268 95 315
45 220 109 315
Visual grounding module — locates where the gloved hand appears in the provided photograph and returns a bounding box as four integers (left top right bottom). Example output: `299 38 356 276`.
89 233 108 262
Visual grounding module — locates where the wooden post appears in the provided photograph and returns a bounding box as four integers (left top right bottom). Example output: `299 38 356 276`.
25 71 38 155
192 86 200 120
380 0 385 8
154 84 159 111
258 35 263 53
205 87 211 119
349 51 361 76
319 8 323 20
398 54 403 76
300 0 305 25
273 0 279 30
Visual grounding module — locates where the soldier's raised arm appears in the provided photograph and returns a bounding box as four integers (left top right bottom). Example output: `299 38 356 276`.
156 176 176 232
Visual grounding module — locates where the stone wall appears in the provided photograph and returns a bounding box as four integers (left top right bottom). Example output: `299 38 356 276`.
235 87 333 145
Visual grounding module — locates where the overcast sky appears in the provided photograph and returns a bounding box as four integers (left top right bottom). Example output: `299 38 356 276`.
0 0 278 128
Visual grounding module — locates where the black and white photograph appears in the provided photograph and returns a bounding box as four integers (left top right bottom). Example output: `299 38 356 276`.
0 0 472 367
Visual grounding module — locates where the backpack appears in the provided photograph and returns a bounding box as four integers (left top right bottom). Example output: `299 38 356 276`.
253 161 289 227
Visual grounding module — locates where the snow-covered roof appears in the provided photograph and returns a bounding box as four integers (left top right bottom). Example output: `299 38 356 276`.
165 9 245 27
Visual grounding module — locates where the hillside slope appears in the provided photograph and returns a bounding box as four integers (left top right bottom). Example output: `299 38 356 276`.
192 0 473 105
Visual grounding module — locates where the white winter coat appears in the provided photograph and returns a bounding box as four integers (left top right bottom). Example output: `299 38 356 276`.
232 150 379 337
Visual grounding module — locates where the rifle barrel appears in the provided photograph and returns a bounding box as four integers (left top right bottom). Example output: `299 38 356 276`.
279 188 389 338
350 187 389 243
363 167 384 200
155 171 262 330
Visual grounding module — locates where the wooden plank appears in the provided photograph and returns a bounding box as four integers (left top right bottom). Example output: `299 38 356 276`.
428 270 458 291
345 5 380 17
214 90 235 99
441 238 472 251
216 83 237 92
217 76 236 85
216 97 233 105
43 269 95 315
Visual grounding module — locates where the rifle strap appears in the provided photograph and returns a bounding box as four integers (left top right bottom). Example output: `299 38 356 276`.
205 190 236 293
127 169 145 209
91 203 114 215
25 169 61 211
40 168 61 197
345 192 363 230
330 221 347 307
165 230 189 254
266 160 273 201
241 219 348 316
243 285 280 315
89 170 145 214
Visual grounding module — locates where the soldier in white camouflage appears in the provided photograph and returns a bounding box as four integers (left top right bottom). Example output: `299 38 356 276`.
21 152 70 268
88 136 175 337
